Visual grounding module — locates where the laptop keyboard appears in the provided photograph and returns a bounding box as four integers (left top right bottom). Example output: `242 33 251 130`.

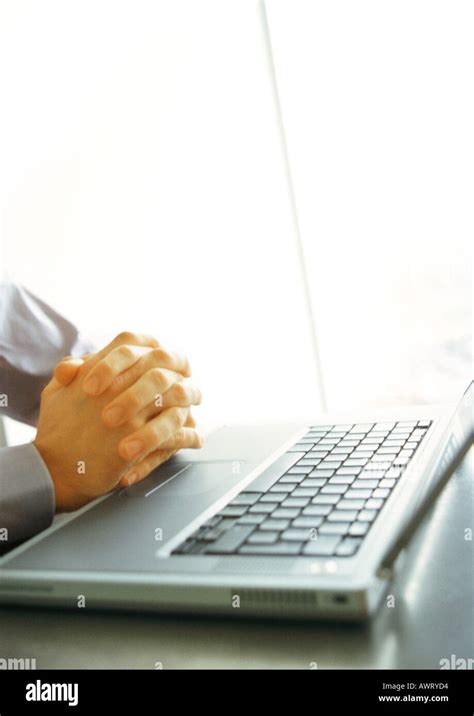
173 420 432 558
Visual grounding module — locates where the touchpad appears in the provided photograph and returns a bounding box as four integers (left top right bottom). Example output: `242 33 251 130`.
120 459 246 499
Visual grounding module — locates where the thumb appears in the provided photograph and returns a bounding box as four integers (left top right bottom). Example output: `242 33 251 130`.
53 356 85 387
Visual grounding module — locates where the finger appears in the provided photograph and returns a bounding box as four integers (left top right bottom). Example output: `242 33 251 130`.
107 347 191 398
102 368 180 427
54 357 85 386
185 412 197 428
156 427 204 451
80 332 161 388
118 428 203 487
118 406 189 461
82 344 151 395
138 382 202 422
118 448 177 487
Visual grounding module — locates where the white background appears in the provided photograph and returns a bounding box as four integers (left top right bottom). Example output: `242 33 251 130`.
1 0 472 437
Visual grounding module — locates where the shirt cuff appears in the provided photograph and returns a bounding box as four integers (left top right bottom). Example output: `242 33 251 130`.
0 443 55 548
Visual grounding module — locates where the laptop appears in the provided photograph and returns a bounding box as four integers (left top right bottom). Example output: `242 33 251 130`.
0 382 472 620
0 4 472 620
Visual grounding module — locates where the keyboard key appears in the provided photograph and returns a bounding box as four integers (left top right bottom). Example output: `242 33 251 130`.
318 460 343 469
330 424 353 431
365 498 383 510
281 529 313 542
279 475 304 484
201 515 222 528
311 494 340 505
230 493 260 506
349 522 370 537
319 522 349 535
336 467 362 476
200 528 226 542
297 459 323 467
300 478 327 488
352 423 374 433
337 498 365 510
380 478 396 489
249 503 277 514
331 447 353 455
282 497 310 508
344 458 368 467
303 535 341 555
239 542 302 555
385 468 402 478
371 454 397 462
358 510 377 522
338 440 360 447
247 531 278 544
374 422 395 431
260 519 291 531
377 447 400 456
303 504 332 516
417 420 431 428
272 508 300 519
220 505 248 517
396 421 417 428
292 516 323 528
237 514 266 525
309 425 335 431
405 441 419 450
373 488 390 498
260 493 288 503
329 432 348 438
398 450 414 458
352 479 379 490
330 475 355 485
358 470 385 480
393 457 409 466
288 466 313 474
383 440 404 448
350 451 375 459
366 461 391 471
270 483 296 493
328 510 358 522
292 488 319 498
336 538 362 556
345 489 372 499
206 525 255 553
306 451 329 458
309 469 335 478
320 484 348 494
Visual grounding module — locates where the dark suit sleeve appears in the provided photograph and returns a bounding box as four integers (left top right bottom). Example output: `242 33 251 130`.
0 443 55 550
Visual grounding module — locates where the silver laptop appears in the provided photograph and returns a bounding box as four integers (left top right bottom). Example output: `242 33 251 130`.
0 3 472 620
0 382 472 620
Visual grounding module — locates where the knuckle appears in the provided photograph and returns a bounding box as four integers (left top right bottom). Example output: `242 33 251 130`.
124 390 142 413
116 331 136 344
149 367 166 388
118 344 135 361
173 383 187 402
173 429 186 447
151 347 170 364
183 355 192 376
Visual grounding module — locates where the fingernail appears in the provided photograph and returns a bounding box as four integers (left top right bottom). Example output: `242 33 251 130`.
83 376 100 395
103 405 125 427
125 471 138 486
122 439 143 459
